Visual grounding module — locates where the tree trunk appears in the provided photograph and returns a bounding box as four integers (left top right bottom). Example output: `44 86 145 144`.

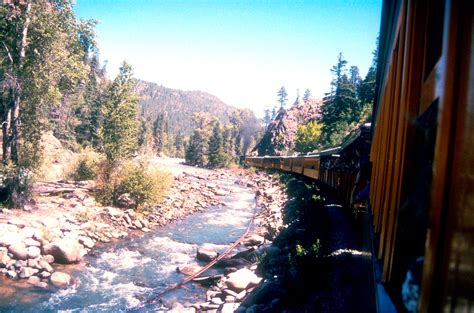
2 91 12 164
8 1 31 165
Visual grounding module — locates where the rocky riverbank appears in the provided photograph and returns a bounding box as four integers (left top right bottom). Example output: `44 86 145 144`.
166 171 288 313
0 169 243 291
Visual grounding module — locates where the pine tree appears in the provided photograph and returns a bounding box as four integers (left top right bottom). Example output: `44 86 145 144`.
184 112 215 166
277 86 288 109
358 44 378 123
185 129 206 166
263 107 272 130
207 122 226 168
174 132 185 158
152 113 166 154
303 89 312 104
320 53 357 147
222 124 236 163
101 62 139 166
137 117 153 153
75 53 105 148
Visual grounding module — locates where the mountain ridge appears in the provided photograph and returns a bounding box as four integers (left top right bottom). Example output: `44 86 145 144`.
134 80 242 136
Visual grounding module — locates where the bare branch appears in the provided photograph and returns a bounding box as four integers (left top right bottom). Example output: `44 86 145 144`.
1 42 14 65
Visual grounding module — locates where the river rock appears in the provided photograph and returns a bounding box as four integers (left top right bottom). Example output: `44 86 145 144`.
236 290 247 301
42 218 59 229
8 243 29 260
78 236 94 249
27 275 41 285
34 281 49 289
117 193 135 208
41 255 55 264
7 219 25 228
213 189 229 196
40 271 51 279
27 258 40 269
106 207 124 218
39 260 53 272
26 246 41 259
222 288 239 297
196 248 218 262
19 266 38 278
217 257 249 268
221 303 239 313
0 233 21 247
23 238 41 247
211 297 223 305
177 264 201 275
6 259 16 270
50 271 72 288
225 268 261 292
0 250 10 267
133 220 143 229
19 227 36 239
169 303 195 313
43 238 83 264
224 267 238 275
225 295 236 303
244 235 265 246
6 270 17 279
32 229 48 245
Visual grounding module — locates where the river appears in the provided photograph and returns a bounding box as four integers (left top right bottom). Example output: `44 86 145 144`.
0 161 257 312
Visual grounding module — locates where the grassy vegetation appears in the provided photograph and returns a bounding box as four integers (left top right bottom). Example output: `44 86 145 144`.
96 159 172 211
253 171 332 311
65 148 103 182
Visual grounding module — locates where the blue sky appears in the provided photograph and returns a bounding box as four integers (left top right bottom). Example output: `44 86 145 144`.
74 0 381 116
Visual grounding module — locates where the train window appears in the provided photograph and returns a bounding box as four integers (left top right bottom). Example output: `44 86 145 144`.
394 98 438 310
424 0 445 79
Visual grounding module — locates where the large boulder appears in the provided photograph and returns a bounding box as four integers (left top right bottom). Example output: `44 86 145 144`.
0 250 11 267
117 193 136 208
41 255 55 264
244 235 265 247
26 246 41 259
39 260 53 272
196 247 218 262
226 268 262 292
213 189 229 196
0 233 21 247
43 238 83 264
177 264 201 276
50 271 72 288
8 243 29 260
78 236 95 249
19 266 38 279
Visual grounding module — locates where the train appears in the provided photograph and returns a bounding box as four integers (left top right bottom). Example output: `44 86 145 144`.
245 0 473 312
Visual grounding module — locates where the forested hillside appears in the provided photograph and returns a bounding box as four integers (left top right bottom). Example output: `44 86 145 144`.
255 50 377 156
134 80 238 136
256 97 322 155
0 1 261 209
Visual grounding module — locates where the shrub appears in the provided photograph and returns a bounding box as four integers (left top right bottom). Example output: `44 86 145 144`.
97 161 172 211
66 149 103 182
0 162 34 208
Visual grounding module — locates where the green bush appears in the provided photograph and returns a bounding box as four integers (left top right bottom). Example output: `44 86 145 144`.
0 162 34 208
97 161 172 211
66 149 102 181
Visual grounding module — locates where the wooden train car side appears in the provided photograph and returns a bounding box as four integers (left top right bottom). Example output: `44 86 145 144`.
245 0 473 311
